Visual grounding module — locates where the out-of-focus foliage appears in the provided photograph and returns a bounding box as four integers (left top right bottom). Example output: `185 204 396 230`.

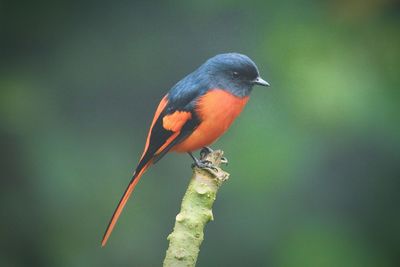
1 1 399 266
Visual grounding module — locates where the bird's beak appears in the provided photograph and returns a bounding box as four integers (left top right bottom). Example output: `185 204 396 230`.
253 77 270 87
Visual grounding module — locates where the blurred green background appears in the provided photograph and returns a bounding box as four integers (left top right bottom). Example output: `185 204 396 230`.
1 0 399 266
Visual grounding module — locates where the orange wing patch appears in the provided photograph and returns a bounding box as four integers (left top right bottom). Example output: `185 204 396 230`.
152 110 192 155
162 111 192 132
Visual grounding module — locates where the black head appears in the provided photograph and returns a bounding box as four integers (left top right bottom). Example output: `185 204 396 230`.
201 53 269 97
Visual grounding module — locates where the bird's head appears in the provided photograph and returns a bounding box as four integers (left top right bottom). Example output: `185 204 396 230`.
201 53 269 97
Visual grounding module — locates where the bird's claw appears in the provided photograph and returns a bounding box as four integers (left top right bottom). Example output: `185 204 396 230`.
200 146 214 159
220 157 228 165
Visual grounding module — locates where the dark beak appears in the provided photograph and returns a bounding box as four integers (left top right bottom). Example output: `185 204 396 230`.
253 77 270 87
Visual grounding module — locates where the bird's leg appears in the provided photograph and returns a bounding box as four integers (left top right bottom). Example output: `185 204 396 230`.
188 152 218 171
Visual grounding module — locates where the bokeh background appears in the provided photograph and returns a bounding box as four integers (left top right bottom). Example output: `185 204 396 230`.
1 0 400 266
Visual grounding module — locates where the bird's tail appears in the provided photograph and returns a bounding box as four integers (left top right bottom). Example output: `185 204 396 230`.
101 161 151 247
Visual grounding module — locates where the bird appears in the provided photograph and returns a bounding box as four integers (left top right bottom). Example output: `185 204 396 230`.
101 53 269 246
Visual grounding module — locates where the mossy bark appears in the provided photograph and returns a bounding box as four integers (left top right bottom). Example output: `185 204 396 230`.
163 150 229 267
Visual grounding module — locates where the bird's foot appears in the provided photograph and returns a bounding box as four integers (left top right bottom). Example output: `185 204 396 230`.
191 158 219 172
200 146 214 159
200 147 228 165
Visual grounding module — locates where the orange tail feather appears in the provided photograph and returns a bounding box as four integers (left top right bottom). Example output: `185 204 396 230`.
101 162 151 247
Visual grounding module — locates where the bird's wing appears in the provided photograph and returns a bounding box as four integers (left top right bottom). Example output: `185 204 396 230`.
101 92 201 246
138 92 201 165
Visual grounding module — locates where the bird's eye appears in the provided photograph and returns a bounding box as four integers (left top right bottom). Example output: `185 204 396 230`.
232 71 240 78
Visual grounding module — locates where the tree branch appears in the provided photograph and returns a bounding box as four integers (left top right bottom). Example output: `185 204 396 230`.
163 150 229 267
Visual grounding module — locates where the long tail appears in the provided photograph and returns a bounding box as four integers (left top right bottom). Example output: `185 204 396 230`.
101 161 151 247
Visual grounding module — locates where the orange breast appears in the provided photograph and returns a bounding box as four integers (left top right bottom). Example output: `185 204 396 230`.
172 89 249 152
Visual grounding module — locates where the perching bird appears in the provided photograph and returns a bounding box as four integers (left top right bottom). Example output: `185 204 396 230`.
101 53 269 246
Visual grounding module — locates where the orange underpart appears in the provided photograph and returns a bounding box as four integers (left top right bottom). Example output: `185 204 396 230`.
172 89 249 152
